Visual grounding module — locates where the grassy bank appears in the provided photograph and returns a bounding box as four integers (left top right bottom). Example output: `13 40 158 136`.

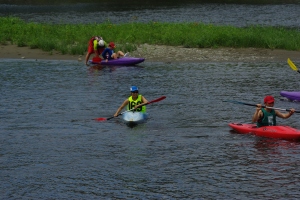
1 17 300 55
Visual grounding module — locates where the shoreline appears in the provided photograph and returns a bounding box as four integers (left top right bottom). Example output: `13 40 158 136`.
1 44 300 63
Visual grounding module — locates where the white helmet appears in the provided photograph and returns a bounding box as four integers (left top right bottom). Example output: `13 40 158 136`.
98 39 104 47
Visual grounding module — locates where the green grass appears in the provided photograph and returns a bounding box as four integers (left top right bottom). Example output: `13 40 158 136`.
1 16 300 55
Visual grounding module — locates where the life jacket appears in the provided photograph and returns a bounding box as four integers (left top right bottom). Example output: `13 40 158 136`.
257 108 276 127
127 95 146 113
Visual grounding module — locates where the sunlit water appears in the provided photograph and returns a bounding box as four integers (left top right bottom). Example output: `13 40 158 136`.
1 59 300 199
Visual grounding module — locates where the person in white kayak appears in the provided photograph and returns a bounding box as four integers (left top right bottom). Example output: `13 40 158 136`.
252 95 295 127
114 86 148 117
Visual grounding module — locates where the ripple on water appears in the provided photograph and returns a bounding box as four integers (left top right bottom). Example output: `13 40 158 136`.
1 59 300 199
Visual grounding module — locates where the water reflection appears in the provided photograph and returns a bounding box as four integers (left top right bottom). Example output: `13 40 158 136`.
88 64 144 73
254 137 300 150
3 0 300 6
1 1 299 28
2 60 300 199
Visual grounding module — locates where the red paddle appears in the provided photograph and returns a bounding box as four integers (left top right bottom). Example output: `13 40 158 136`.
95 96 166 121
92 56 102 63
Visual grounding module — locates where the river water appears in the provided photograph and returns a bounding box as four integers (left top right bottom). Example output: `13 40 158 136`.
1 59 300 199
0 0 300 28
1 1 300 199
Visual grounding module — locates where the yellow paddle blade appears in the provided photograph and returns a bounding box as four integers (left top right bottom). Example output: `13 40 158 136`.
287 58 298 71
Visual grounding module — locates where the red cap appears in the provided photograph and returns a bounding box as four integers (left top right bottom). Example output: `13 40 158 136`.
109 42 115 48
264 95 275 103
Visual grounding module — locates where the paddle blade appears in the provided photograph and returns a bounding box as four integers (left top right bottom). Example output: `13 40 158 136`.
94 117 107 121
287 58 298 71
148 96 166 104
92 56 102 63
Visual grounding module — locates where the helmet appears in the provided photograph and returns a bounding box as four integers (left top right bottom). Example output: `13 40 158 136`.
130 86 138 92
98 39 104 47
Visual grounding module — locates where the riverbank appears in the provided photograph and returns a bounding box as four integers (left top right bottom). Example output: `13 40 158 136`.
1 44 300 63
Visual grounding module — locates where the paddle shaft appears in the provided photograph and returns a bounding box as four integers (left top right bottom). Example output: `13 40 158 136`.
224 100 300 113
104 96 166 121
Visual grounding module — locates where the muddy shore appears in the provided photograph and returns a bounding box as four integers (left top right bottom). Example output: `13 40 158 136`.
1 43 300 63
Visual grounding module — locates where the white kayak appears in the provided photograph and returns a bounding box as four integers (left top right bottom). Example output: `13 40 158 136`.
122 111 148 126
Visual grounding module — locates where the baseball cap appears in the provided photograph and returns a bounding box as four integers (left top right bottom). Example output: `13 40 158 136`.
109 42 116 48
264 95 275 103
130 86 138 92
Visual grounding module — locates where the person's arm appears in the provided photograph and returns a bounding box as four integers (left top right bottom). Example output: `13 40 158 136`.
104 41 108 47
134 96 148 109
252 104 263 123
114 99 129 117
275 109 295 119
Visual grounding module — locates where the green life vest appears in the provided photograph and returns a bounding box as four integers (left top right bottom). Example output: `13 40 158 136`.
257 108 276 127
128 95 146 113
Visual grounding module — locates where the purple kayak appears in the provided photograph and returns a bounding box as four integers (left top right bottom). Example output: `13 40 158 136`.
89 57 145 66
280 91 300 101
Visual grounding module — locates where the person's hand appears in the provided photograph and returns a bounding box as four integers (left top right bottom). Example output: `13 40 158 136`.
256 104 262 111
289 108 295 115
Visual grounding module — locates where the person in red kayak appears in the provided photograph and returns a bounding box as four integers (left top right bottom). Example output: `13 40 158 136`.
114 86 148 117
101 42 126 62
85 36 107 66
252 95 295 127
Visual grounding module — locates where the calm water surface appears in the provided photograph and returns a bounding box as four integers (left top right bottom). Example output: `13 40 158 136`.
0 1 300 28
1 59 300 199
1 0 300 199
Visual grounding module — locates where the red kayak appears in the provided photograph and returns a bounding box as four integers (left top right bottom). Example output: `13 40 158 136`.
229 123 300 140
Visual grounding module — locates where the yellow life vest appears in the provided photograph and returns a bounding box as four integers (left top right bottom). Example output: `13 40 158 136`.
128 95 146 113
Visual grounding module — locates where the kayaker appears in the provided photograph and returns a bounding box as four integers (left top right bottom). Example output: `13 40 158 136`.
252 95 295 127
101 42 126 62
114 86 148 117
85 36 107 66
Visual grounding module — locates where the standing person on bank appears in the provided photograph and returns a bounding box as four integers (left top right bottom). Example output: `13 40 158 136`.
252 95 295 127
85 36 107 66
114 86 148 117
102 42 125 62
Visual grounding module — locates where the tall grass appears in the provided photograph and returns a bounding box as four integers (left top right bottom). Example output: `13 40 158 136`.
1 17 300 55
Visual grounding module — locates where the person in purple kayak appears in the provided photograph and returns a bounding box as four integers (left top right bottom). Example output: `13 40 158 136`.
252 95 295 127
101 42 126 62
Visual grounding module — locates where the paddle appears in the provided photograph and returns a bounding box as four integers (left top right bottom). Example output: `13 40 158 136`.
287 58 300 73
224 100 300 113
95 96 166 121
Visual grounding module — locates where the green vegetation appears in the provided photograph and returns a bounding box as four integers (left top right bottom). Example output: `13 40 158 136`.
1 16 300 55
